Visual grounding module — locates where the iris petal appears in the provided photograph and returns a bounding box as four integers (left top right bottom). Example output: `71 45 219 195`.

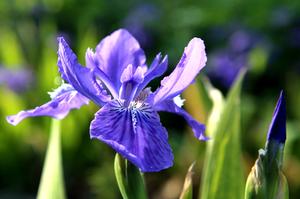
85 48 119 98
136 53 168 96
151 38 207 106
6 84 89 126
92 29 146 91
57 37 111 106
154 100 208 141
90 100 173 172
119 65 145 105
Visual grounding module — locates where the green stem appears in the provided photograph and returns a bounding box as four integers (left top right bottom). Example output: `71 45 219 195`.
114 154 147 199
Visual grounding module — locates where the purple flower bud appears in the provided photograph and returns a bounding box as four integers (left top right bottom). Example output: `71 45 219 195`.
267 91 286 143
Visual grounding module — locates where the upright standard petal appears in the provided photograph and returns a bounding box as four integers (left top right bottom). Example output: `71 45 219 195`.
154 99 207 141
151 38 207 106
92 29 146 91
57 37 111 106
119 65 145 105
135 53 168 96
90 100 173 172
267 91 286 143
6 84 89 126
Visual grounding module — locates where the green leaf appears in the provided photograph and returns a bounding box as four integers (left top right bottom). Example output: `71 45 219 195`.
200 70 246 199
37 119 66 199
179 162 195 199
114 154 147 199
201 77 225 137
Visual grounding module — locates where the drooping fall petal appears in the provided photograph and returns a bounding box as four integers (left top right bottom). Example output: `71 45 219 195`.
7 84 89 126
90 100 173 172
57 37 111 106
154 99 207 141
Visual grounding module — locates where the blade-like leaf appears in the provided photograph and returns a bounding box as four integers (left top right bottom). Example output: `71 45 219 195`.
37 119 66 199
200 70 246 199
179 162 195 199
114 153 147 199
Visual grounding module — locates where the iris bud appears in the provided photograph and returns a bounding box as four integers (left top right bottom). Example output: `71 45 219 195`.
245 91 289 199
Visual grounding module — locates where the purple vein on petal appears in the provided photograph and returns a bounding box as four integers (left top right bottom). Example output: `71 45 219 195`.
90 100 173 172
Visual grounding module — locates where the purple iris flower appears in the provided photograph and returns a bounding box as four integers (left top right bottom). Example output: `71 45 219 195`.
208 52 247 87
267 91 286 144
207 30 261 88
0 66 33 93
7 29 207 172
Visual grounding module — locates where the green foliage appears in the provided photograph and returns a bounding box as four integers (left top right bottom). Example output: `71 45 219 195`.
37 119 66 199
200 70 246 199
114 153 147 199
0 28 25 66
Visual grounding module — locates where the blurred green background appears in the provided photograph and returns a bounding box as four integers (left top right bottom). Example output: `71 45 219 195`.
0 0 300 198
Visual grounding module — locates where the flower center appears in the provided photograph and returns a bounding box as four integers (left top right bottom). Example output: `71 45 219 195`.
119 64 145 107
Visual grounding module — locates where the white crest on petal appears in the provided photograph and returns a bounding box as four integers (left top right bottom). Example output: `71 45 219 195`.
48 83 74 99
173 95 185 107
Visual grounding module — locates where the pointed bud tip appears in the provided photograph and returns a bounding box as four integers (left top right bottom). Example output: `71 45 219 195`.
267 90 286 143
